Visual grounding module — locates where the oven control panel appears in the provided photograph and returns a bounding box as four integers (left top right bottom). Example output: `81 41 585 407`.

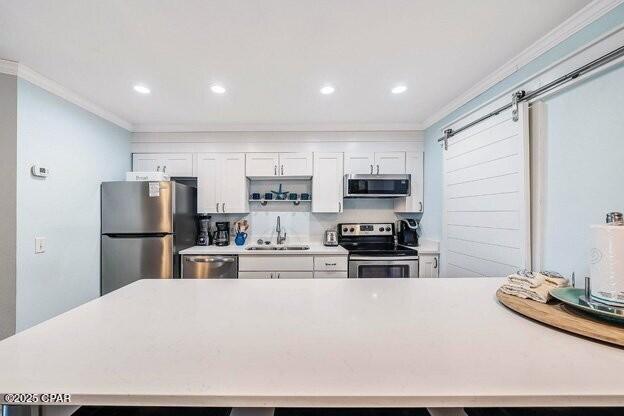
339 223 394 236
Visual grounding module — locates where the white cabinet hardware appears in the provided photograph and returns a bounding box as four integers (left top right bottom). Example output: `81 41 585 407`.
197 153 249 214
394 148 424 213
312 152 344 213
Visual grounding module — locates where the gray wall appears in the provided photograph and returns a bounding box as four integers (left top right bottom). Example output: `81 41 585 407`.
0 73 17 340
15 79 131 331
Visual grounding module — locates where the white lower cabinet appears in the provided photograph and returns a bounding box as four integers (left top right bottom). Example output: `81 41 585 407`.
314 271 348 279
238 255 348 279
238 271 273 279
418 254 440 278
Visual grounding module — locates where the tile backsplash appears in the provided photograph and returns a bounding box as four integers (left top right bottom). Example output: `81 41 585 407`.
213 199 418 243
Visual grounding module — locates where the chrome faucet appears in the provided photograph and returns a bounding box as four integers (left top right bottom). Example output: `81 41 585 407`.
276 215 287 245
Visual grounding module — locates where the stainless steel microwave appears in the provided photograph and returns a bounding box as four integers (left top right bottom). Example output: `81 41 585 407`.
343 174 411 198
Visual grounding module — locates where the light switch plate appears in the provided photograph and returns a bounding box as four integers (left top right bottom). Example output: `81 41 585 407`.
35 237 46 254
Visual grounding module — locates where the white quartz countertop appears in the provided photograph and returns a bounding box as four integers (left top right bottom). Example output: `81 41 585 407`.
1 278 623 408
179 242 348 255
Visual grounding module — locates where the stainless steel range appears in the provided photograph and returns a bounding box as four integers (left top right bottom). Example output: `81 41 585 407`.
338 222 419 278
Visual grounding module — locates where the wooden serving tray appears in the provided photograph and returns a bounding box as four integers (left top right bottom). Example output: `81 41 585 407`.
496 289 624 347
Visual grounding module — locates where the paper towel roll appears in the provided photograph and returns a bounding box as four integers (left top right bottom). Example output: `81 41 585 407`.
590 224 624 306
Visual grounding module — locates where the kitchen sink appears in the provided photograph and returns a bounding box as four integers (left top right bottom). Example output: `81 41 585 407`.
283 245 310 250
245 245 310 251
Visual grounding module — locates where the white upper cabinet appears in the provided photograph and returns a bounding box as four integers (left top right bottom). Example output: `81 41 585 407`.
312 152 344 213
344 153 375 174
375 152 406 174
245 153 279 177
221 154 249 213
197 153 248 214
132 153 193 177
344 152 406 175
395 148 424 213
246 152 312 178
280 152 313 177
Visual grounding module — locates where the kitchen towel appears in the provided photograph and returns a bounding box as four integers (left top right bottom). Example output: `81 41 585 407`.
500 270 569 303
590 224 624 306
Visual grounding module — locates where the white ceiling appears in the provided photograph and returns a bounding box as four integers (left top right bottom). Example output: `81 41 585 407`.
0 0 592 131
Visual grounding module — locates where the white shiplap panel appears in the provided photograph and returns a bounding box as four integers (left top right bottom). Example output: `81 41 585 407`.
441 103 530 278
446 192 519 212
447 225 520 249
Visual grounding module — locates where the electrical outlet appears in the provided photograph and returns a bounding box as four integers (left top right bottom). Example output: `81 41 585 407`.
35 237 46 254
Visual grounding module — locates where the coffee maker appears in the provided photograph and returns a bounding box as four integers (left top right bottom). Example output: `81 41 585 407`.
396 219 419 247
196 214 212 246
214 222 230 246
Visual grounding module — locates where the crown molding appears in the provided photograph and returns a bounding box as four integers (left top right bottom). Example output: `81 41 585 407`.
0 59 132 131
422 0 624 129
133 122 424 133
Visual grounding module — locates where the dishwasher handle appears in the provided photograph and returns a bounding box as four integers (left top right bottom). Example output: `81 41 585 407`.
185 256 236 263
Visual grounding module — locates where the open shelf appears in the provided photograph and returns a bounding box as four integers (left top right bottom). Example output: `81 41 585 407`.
249 199 312 205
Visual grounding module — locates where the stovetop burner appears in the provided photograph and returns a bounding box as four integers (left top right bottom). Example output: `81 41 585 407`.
339 242 416 256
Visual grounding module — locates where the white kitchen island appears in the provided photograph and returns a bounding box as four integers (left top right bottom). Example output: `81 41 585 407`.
1 278 623 410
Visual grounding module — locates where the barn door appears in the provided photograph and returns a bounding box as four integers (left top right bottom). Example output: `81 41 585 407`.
441 102 531 278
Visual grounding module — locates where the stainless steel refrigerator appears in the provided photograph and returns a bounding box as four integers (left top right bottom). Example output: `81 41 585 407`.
101 181 196 295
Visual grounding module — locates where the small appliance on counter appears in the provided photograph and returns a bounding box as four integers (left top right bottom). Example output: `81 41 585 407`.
396 219 419 247
214 222 230 246
324 229 338 246
196 214 212 246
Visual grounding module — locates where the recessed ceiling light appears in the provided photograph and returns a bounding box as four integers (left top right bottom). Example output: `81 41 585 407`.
133 84 151 94
392 85 407 94
211 85 226 94
320 85 335 95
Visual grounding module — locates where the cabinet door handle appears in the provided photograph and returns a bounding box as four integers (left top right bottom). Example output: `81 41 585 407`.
338 202 341 212
163 165 167 173
376 164 380 174
270 273 274 279
281 165 284 175
274 165 277 176
222 202 226 212
156 165 161 172
277 272 281 279
369 164 373 174
216 203 219 213
433 257 438 269
419 201 423 212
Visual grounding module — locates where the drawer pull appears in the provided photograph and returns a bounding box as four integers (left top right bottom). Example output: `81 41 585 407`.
325 263 337 266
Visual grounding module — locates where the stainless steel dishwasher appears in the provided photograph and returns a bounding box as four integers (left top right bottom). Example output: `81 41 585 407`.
181 255 238 279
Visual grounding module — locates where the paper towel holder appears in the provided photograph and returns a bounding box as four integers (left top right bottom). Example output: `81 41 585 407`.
606 212 623 225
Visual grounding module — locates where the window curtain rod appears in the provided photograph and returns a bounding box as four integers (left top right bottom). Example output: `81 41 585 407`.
437 44 624 150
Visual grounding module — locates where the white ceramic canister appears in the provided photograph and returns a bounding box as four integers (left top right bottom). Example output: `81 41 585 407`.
590 220 624 306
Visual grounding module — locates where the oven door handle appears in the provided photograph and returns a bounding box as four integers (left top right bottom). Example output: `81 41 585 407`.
349 255 419 261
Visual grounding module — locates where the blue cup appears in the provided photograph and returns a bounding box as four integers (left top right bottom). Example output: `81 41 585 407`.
234 232 247 246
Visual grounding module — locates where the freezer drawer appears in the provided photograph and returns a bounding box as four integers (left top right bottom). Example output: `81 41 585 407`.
101 181 173 234
182 255 238 279
101 234 174 295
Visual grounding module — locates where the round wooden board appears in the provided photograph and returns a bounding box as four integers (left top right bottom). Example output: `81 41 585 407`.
496 289 624 347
